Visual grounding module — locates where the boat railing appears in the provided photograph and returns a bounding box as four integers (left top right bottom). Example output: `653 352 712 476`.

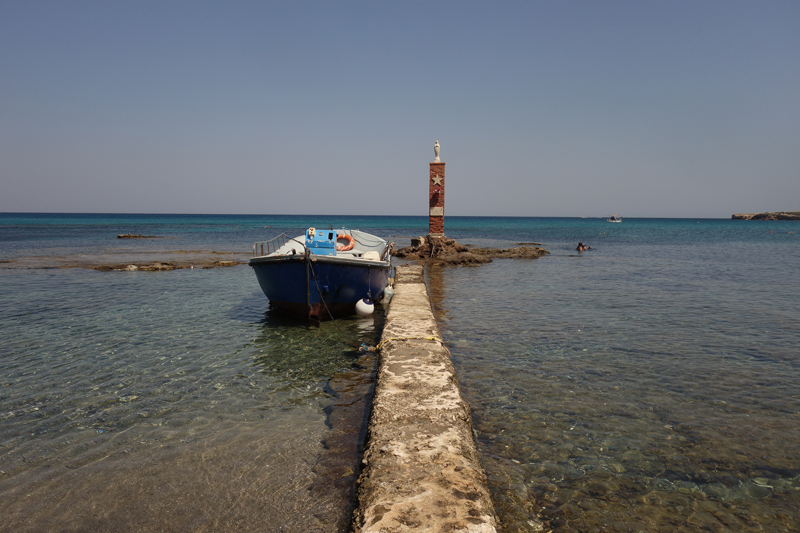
380 237 396 261
253 233 289 257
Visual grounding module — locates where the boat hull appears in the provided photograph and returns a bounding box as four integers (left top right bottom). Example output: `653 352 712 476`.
249 254 390 320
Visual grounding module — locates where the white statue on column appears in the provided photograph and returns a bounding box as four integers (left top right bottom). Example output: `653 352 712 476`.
434 140 440 162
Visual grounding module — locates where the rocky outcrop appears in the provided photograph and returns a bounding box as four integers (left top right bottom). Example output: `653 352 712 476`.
469 246 551 259
93 262 181 271
1 250 249 270
92 260 243 271
395 235 548 265
732 212 800 220
201 260 239 269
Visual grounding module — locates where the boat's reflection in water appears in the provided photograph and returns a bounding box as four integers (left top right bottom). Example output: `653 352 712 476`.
248 304 384 531
249 304 381 392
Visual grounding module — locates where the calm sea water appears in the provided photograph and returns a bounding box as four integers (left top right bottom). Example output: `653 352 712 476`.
1 214 798 532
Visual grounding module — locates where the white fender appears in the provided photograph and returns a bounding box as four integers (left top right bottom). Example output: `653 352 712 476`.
355 297 374 316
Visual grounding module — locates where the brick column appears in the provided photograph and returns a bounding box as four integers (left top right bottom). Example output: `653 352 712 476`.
429 162 445 236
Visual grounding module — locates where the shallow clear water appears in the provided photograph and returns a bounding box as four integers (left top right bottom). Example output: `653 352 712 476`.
0 264 382 532
2 214 799 532
429 223 800 532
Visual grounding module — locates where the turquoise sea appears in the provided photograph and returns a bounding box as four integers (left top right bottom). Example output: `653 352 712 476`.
1 213 799 532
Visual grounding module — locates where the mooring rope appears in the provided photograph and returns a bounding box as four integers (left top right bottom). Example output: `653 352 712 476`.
307 258 346 334
375 336 444 352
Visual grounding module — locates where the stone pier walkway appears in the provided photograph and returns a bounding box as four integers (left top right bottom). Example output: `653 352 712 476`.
352 265 498 533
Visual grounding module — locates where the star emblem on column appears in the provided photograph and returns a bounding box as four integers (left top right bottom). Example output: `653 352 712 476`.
431 174 442 186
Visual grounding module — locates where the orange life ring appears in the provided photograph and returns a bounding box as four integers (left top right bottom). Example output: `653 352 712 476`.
336 233 355 251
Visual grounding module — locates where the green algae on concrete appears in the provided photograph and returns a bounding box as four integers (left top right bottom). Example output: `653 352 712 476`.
352 265 498 533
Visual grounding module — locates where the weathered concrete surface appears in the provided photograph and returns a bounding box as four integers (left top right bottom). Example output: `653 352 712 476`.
352 265 498 533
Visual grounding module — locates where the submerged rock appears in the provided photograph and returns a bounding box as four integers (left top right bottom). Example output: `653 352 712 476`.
395 235 548 265
202 260 240 269
93 259 244 271
94 261 181 271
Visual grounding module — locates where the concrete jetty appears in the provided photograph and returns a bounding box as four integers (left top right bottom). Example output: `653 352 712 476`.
352 264 498 533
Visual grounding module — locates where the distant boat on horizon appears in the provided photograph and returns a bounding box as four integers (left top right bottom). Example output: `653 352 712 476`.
607 215 622 223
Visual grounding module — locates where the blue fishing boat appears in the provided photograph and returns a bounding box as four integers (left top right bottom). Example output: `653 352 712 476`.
250 227 393 320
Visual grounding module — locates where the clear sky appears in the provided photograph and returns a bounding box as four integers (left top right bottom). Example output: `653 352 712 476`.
1 1 798 218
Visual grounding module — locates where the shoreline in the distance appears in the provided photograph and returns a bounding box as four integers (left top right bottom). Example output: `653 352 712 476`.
732 212 800 220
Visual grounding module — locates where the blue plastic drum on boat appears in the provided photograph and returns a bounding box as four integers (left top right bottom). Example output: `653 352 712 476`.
305 227 337 256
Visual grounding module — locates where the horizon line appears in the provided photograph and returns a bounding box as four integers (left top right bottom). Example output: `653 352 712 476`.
0 211 749 220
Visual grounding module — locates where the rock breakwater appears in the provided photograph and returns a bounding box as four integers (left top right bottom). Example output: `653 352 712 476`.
395 236 548 265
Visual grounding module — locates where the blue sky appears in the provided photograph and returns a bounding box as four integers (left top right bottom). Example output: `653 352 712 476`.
1 1 798 217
